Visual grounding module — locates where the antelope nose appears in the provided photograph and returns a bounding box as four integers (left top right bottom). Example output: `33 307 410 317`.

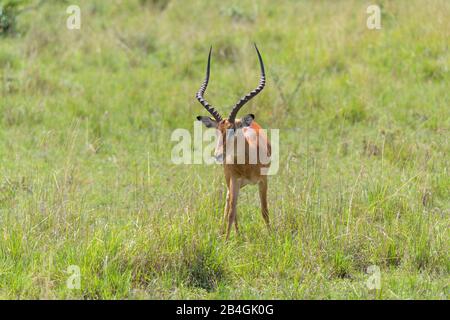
214 153 224 164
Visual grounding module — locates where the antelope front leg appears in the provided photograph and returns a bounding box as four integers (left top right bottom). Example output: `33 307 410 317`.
222 188 230 234
226 177 240 240
258 178 270 230
222 175 231 235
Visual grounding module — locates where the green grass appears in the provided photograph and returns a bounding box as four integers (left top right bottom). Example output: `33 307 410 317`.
0 0 449 299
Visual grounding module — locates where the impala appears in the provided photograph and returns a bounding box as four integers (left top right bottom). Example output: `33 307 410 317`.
195 44 271 240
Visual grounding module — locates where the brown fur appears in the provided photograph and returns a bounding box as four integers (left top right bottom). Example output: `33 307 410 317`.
216 118 271 240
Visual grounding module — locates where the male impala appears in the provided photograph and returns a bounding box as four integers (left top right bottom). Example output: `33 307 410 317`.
195 44 271 240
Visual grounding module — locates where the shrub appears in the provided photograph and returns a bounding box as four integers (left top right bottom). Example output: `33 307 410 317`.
0 2 18 35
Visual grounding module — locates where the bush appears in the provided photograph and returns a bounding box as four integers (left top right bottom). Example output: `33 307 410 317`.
0 2 18 35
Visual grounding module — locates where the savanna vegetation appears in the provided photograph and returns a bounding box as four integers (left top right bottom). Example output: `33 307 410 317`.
0 0 448 299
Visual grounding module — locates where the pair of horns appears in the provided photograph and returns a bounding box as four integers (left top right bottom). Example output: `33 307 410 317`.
195 44 266 123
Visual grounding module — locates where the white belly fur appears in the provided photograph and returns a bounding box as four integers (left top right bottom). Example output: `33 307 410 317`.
238 177 259 187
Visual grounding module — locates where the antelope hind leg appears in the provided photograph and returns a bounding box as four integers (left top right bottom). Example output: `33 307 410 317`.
226 177 240 240
258 178 270 230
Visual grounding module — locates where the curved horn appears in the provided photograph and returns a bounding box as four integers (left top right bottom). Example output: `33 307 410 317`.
196 46 222 122
228 43 266 123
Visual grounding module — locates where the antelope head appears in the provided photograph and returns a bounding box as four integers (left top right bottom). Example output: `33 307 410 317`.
195 44 266 164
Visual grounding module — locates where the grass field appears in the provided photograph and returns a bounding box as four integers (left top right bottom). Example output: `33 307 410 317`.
0 0 449 299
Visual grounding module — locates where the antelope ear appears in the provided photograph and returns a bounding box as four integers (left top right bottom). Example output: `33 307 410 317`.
196 116 218 128
241 114 255 127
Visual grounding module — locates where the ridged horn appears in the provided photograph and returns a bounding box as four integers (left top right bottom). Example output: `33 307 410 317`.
195 46 223 122
228 43 266 123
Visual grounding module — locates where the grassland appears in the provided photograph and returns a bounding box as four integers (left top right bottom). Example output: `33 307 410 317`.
0 0 448 299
